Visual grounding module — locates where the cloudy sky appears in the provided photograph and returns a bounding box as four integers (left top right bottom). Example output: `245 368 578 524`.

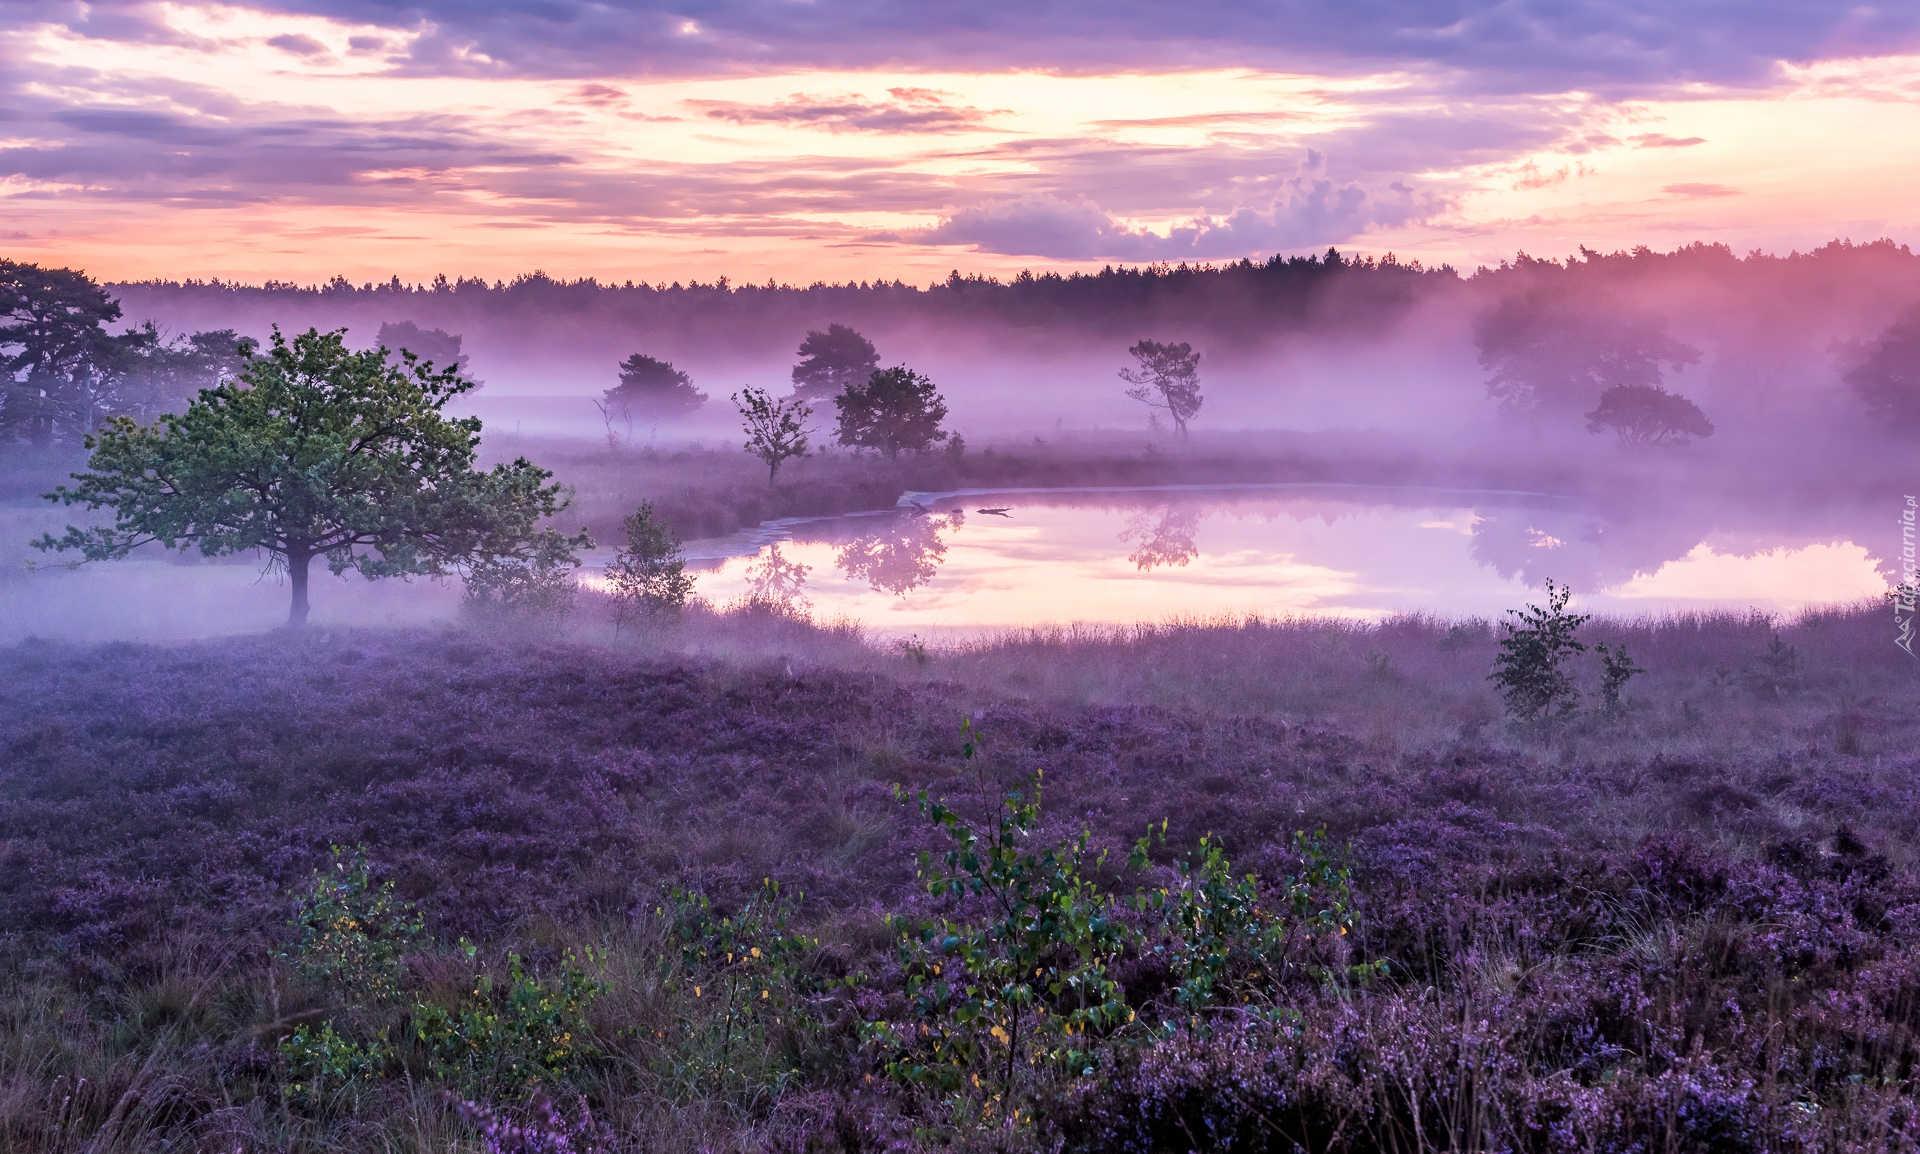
4 1 1919 284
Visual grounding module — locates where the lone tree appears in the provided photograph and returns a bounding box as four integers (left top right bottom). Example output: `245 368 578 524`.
34 327 576 627
790 324 879 402
1476 292 1699 418
1583 383 1715 447
834 366 949 459
1119 340 1203 437
1844 303 1920 433
735 386 812 485
605 501 694 631
606 353 706 420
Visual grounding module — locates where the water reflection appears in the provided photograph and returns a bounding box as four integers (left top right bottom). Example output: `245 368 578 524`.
1120 504 1201 571
743 543 811 608
835 509 964 596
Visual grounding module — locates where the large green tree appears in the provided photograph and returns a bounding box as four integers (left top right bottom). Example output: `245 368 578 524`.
35 327 576 626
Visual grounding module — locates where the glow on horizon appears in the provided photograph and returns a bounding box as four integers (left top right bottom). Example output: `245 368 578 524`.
5 1 1920 284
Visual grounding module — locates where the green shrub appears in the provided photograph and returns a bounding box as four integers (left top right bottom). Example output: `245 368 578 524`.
411 946 609 1091
1489 579 1590 721
655 879 827 1094
1594 642 1646 718
285 845 424 1005
864 718 1374 1138
279 1020 393 1109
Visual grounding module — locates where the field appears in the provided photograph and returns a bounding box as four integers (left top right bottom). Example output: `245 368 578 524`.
2 596 1917 1152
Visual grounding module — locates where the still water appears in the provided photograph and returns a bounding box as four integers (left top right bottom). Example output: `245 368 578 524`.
0 484 1893 643
685 485 1889 634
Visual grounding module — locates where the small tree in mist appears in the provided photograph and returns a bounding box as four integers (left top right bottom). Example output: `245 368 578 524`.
607 353 706 421
34 327 574 626
1844 303 1920 433
834 367 949 460
734 386 812 485
790 324 879 402
462 526 592 623
1119 340 1202 437
1489 579 1590 721
1584 383 1715 447
605 501 694 631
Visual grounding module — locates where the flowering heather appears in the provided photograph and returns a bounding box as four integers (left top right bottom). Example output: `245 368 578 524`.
0 600 1915 1150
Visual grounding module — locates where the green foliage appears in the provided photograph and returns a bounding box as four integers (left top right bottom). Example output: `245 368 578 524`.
279 1020 393 1109
411 946 609 1091
734 385 812 485
1489 579 1591 721
462 525 593 623
1594 642 1646 718
833 366 950 460
285 845 424 1005
864 718 1372 1137
605 501 694 629
281 846 608 1104
1135 827 1380 1022
656 879 826 1093
35 327 575 625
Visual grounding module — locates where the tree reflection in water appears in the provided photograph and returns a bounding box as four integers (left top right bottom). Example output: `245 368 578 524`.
837 509 965 596
744 543 812 608
1121 504 1201 571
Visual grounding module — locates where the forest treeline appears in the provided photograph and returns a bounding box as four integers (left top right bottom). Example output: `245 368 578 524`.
8 238 1920 447
104 238 1920 346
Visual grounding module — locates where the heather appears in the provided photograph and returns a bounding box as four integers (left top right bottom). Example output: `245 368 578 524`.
1 600 1917 1152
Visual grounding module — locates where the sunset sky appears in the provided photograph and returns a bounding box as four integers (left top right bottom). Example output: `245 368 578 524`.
5 2 1919 285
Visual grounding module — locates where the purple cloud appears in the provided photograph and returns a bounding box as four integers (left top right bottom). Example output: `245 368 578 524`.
690 90 1001 134
6 2 1916 91
267 32 329 57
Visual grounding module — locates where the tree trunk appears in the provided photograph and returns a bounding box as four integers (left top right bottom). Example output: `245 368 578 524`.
287 548 313 627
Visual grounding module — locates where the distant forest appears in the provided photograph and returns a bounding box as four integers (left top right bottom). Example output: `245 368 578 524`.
6 238 1920 446
108 239 1920 346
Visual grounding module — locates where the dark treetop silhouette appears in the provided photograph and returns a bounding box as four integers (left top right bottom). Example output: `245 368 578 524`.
1120 339 1203 437
34 327 574 626
1584 383 1715 447
607 352 707 417
790 323 879 402
1 259 246 444
1845 302 1920 433
833 366 949 459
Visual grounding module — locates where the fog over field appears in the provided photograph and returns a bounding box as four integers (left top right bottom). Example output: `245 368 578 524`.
4 0 1920 1148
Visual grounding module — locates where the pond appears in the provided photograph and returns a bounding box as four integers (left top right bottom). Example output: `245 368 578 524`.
0 483 1893 643
683 484 1891 634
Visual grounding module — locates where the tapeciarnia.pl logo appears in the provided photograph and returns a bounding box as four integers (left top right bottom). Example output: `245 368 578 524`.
1898 495 1917 657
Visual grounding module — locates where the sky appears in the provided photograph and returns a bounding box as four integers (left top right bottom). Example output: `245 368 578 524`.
4 1 1920 285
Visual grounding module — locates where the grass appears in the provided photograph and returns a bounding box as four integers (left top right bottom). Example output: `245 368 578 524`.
0 598 1916 1151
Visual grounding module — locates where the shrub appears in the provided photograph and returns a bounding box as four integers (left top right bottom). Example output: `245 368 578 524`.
655 879 827 1094
605 501 694 629
463 527 591 623
1594 641 1645 718
1489 579 1590 721
285 845 424 1005
411 946 610 1091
